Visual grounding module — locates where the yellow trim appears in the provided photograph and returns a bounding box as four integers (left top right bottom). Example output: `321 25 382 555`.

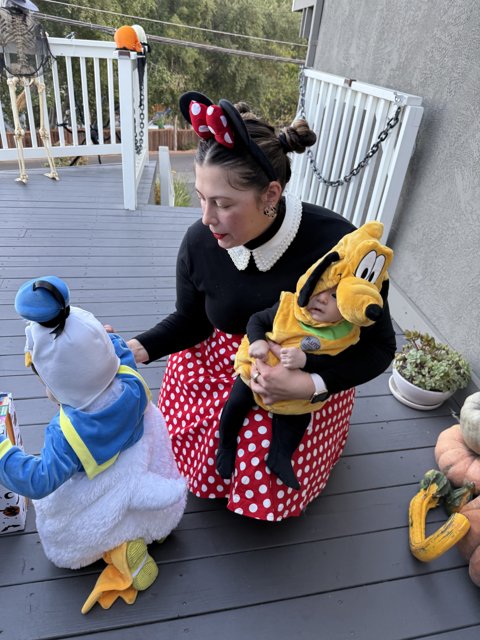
58 366 150 479
25 352 32 367
60 407 119 480
117 365 152 403
0 438 13 459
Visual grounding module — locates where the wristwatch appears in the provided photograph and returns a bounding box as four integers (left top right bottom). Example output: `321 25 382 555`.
310 390 329 403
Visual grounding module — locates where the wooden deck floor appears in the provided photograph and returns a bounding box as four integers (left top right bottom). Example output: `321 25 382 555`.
1 163 479 640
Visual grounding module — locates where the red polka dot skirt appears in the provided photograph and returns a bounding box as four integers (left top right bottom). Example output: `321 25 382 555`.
159 329 355 521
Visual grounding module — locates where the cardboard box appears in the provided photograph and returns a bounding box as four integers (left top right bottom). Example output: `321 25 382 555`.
0 393 27 533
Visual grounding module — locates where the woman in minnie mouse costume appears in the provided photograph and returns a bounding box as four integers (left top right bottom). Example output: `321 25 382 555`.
126 92 397 521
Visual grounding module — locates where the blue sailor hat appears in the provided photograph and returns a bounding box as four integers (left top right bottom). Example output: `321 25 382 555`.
15 276 70 323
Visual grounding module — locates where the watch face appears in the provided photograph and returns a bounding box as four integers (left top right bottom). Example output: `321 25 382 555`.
311 390 329 403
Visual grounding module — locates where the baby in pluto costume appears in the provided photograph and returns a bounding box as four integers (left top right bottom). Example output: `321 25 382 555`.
217 221 393 489
0 276 187 613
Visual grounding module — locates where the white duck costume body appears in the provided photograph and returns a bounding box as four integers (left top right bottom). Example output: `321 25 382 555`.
0 276 187 612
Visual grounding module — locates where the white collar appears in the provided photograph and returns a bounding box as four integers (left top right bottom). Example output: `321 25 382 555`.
227 192 302 272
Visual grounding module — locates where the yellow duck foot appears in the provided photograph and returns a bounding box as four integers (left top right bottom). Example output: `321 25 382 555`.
81 563 136 614
81 539 157 614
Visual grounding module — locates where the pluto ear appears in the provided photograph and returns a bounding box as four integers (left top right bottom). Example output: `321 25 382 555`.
298 252 340 307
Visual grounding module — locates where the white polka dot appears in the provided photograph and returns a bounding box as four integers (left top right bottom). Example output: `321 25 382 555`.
251 457 260 466
261 439 270 448
263 498 271 508
191 102 201 116
233 494 241 503
234 508 244 515
249 504 258 513
258 426 267 435
259 484 268 494
254 470 263 480
254 414 263 421
244 430 253 438
237 448 245 457
246 490 254 499
240 462 246 471
277 490 285 499
248 443 256 452
267 513 275 521
241 476 250 485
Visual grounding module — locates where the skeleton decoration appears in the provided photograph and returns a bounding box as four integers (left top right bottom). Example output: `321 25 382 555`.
0 0 58 182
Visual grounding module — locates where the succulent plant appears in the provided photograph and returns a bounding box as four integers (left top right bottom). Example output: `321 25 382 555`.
394 330 471 393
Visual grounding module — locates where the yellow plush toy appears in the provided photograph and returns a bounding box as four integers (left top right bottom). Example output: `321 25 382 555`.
234 220 393 414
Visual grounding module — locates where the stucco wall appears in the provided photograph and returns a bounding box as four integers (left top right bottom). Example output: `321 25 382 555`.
312 0 480 382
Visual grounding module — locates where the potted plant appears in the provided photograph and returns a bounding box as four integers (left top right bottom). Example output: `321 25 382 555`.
390 330 471 410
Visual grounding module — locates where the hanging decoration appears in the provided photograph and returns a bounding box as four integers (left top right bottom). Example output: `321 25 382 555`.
0 0 58 183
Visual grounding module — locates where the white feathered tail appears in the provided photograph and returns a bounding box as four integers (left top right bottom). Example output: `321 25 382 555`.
34 402 187 569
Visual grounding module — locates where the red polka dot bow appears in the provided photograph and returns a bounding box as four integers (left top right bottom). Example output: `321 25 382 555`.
189 101 235 149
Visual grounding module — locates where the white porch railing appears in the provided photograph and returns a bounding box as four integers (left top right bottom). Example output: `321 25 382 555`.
289 68 424 239
0 37 148 210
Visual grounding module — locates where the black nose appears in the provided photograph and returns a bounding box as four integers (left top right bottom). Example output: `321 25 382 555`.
365 304 383 321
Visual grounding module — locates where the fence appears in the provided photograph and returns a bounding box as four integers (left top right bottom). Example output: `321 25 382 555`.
147 127 197 152
289 68 424 239
0 37 148 210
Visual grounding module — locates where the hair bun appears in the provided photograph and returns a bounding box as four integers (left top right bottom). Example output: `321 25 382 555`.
234 101 255 116
279 120 317 154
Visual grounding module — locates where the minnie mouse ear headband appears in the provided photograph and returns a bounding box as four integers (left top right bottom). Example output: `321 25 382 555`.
179 91 277 182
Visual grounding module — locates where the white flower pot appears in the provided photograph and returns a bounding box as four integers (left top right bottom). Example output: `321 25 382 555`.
390 367 454 410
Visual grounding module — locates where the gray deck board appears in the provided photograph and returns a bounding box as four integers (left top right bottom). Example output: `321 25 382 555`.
0 163 478 640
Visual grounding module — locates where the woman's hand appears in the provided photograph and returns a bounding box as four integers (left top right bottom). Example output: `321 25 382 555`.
250 342 315 406
126 338 150 364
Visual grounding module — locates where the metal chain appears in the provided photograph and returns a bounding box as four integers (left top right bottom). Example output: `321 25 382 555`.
134 82 145 155
298 67 402 187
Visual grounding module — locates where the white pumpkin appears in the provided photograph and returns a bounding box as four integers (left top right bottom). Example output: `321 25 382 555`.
460 392 480 455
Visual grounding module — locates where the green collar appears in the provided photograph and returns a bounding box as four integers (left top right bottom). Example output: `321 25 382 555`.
299 319 353 341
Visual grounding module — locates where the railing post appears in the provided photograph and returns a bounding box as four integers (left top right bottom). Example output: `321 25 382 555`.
158 145 174 206
116 50 137 210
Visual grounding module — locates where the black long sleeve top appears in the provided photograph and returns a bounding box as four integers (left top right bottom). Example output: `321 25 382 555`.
135 201 396 394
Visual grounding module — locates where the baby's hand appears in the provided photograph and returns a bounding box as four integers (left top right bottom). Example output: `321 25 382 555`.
248 339 270 361
280 347 306 369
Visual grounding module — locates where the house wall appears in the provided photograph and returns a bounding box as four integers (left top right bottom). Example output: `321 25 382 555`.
311 0 480 384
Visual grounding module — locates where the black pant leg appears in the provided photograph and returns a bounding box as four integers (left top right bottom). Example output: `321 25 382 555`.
266 413 311 489
216 377 254 478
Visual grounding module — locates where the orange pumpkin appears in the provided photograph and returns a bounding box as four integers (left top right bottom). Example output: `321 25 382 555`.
435 425 480 491
457 495 480 586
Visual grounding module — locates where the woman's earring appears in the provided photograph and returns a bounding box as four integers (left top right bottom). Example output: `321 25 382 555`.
263 204 277 219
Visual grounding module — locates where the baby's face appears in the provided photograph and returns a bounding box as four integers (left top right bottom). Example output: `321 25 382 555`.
306 286 343 323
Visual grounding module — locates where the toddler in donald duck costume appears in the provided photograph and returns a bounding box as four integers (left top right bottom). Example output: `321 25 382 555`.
0 276 187 613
